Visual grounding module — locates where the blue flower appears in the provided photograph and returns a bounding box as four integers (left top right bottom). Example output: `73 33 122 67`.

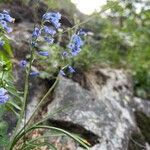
42 26 56 36
32 27 41 38
0 13 4 20
69 44 81 56
60 70 65 76
68 34 84 56
31 41 38 47
62 51 68 58
43 12 61 29
77 29 87 36
0 20 7 28
0 88 9 104
0 10 14 33
19 60 27 68
30 71 40 76
38 51 49 56
72 34 84 47
0 20 13 33
43 12 61 21
44 37 54 44
0 40 4 47
4 14 15 23
68 66 75 73
0 10 15 23
68 43 81 56
51 18 61 29
5 26 13 33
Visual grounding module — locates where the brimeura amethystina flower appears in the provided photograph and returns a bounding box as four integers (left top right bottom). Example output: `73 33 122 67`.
32 27 41 38
44 36 54 44
30 71 40 77
19 60 27 68
59 65 75 76
0 10 14 32
42 26 56 36
68 66 75 73
60 69 66 76
42 12 61 29
38 51 49 56
0 88 9 104
0 20 13 33
4 14 15 23
68 33 84 56
0 10 14 49
61 51 68 58
77 29 87 36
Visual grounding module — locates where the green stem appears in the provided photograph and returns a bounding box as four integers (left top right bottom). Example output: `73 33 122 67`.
21 135 57 150
8 76 59 150
10 103 71 149
10 125 90 150
25 75 59 126
0 70 4 86
8 46 34 150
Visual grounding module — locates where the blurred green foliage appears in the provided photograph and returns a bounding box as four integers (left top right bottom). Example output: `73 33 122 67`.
0 35 22 113
0 105 9 147
75 0 150 99
0 36 12 147
0 29 22 148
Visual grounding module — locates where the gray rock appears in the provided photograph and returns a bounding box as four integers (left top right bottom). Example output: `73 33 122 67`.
132 97 150 117
46 68 137 150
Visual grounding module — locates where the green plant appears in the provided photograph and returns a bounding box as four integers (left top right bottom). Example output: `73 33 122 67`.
0 105 9 147
0 7 91 150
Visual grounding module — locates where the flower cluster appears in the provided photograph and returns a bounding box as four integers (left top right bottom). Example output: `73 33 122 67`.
31 12 61 44
68 33 84 56
20 12 62 76
0 88 9 104
20 12 86 77
42 12 61 29
60 29 86 75
0 10 15 48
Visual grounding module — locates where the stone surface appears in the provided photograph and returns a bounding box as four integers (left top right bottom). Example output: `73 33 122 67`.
132 97 150 118
46 68 138 150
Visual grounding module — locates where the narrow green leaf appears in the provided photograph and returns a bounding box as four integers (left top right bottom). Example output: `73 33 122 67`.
5 104 20 118
7 101 21 111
